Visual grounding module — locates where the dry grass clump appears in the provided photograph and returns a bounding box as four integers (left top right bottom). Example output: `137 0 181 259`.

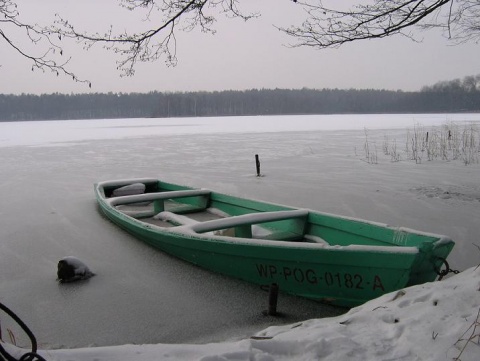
452 307 480 360
362 121 480 165
363 128 378 164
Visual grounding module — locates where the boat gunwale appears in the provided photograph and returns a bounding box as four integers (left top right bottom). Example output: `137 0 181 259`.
107 189 211 206
93 180 437 255
95 179 454 253
94 178 453 245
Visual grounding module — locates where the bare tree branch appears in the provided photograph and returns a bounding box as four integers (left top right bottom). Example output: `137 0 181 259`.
279 0 455 48
422 0 480 44
2 0 479 84
1 0 256 83
48 0 257 77
0 0 91 85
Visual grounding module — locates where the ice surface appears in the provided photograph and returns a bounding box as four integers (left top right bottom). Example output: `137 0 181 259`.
0 114 479 358
1 113 479 148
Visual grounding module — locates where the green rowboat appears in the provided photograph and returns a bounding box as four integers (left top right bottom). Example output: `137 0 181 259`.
95 178 454 307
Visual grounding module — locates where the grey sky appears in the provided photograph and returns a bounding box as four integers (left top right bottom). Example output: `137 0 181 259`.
1 0 478 95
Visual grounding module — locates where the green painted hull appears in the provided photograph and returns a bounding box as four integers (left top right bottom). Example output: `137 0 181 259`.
95 178 454 307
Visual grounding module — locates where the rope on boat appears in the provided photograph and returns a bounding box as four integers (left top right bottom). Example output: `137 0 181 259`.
0 302 46 361
434 257 460 281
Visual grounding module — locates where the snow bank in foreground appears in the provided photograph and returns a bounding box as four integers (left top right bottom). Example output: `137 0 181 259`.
4 267 479 360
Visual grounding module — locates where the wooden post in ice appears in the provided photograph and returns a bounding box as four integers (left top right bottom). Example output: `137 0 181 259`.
268 283 279 316
255 154 261 177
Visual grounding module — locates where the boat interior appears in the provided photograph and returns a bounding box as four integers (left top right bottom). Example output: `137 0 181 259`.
98 180 441 248
108 189 311 242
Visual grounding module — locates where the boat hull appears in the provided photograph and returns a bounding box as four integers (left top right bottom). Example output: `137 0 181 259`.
95 179 454 307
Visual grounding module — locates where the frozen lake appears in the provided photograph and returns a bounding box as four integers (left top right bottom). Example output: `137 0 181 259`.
0 113 479 349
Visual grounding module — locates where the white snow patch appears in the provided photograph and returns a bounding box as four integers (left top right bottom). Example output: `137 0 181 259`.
154 211 200 227
304 234 330 246
206 207 231 218
251 225 274 238
111 182 146 197
341 244 418 254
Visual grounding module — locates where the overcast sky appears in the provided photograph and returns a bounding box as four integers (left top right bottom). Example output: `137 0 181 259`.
1 0 478 95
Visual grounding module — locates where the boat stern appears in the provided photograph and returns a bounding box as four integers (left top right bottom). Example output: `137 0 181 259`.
407 236 455 285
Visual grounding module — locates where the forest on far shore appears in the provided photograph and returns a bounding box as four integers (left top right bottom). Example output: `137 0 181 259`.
1 75 479 121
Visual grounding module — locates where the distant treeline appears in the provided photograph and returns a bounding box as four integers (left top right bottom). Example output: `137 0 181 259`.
1 75 480 121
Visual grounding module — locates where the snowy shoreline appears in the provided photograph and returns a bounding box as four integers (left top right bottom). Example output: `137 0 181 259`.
3 267 479 360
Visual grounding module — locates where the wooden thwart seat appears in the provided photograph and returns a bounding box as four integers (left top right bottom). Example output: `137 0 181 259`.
108 189 211 213
188 209 309 239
